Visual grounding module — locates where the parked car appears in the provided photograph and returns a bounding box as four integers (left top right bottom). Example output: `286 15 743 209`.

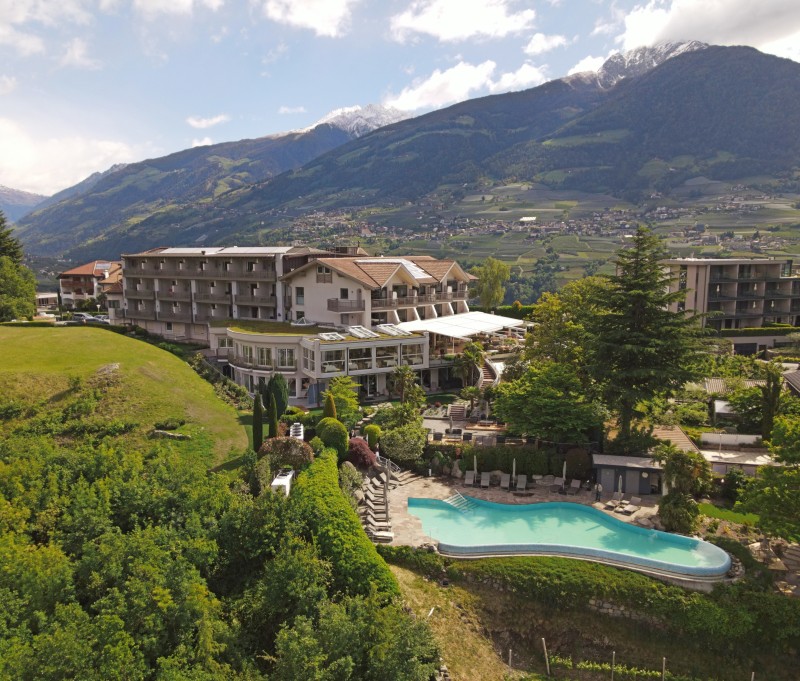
72 312 98 322
94 314 110 324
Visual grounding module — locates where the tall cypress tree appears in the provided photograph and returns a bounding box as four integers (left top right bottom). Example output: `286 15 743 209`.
322 391 337 420
264 373 289 419
252 393 264 452
267 392 278 439
588 226 703 443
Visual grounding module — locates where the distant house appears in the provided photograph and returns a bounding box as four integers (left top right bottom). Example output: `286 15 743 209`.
35 292 59 313
58 261 121 310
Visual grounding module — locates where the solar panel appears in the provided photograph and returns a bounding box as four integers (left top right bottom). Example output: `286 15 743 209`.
348 325 380 338
319 332 346 341
377 324 412 336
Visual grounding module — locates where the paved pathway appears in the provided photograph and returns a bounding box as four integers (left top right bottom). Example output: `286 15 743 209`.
387 474 659 547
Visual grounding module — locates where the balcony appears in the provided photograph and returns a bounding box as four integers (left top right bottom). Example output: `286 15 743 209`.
321 360 346 374
127 289 155 300
157 289 192 301
126 309 157 320
327 298 365 312
347 358 374 372
234 269 277 281
158 310 193 322
316 273 333 284
234 294 277 306
195 292 231 303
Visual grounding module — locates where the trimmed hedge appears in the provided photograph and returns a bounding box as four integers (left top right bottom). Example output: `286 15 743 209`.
289 448 399 599
423 443 563 476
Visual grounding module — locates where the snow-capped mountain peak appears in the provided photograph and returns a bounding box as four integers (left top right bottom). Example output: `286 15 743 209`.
301 104 408 137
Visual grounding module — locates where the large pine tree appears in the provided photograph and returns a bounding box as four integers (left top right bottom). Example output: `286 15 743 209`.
0 211 24 264
588 226 702 443
0 210 35 321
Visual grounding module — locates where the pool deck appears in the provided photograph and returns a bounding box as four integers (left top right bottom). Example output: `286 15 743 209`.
387 474 660 547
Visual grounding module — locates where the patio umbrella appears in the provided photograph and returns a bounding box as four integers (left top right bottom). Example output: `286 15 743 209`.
512 458 516 482
618 474 623 494
562 460 567 482
474 455 478 475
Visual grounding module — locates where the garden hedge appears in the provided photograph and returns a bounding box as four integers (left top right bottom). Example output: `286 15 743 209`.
290 448 399 599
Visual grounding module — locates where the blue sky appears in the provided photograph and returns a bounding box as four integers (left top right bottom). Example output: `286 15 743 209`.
2 0 800 196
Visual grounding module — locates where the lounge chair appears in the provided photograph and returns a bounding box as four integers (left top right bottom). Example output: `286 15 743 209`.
516 474 527 491
603 491 622 509
480 472 491 488
500 473 511 490
566 479 581 495
366 528 394 543
550 476 564 492
614 494 633 513
362 507 389 521
541 474 555 487
366 518 392 531
620 497 642 515
463 471 475 487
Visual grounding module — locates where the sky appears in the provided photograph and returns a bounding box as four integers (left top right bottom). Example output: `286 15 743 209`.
2 0 800 197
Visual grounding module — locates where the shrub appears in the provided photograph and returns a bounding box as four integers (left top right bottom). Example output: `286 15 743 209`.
153 417 186 431
316 417 349 461
338 461 362 510
322 392 337 420
363 423 381 449
380 423 426 465
258 437 314 470
658 491 700 534
348 438 377 468
309 436 325 453
290 449 399 598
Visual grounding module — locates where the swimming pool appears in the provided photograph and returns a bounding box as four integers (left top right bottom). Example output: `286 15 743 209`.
408 497 731 578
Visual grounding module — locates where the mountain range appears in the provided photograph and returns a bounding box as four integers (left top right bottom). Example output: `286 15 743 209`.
14 43 800 261
0 186 48 223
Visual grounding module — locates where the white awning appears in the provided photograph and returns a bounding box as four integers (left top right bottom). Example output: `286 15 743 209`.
395 311 524 340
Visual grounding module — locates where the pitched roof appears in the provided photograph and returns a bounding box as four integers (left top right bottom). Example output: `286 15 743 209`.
651 425 700 453
59 261 119 278
783 370 800 394
703 378 766 395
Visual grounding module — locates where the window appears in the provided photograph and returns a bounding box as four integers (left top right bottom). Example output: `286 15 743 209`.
321 349 345 373
296 287 305 305
247 261 256 272
257 347 272 367
166 322 173 331
277 348 295 368
242 345 254 362
224 261 232 271
303 347 316 371
218 337 233 348
340 288 349 300
199 260 207 271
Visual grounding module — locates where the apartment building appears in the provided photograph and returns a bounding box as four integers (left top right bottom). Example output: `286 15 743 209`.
58 260 120 309
664 257 800 331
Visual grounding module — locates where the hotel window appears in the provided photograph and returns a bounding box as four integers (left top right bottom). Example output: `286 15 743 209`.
257 347 272 367
218 337 233 348
277 348 295 368
166 322 173 331
247 261 256 272
340 288 349 300
296 286 305 305
303 347 316 371
242 345 254 362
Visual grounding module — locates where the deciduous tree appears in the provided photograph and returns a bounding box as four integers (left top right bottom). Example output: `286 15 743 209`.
470 256 510 309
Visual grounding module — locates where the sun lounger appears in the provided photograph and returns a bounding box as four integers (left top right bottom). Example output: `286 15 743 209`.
366 519 392 531
541 474 554 487
566 479 581 495
362 507 388 521
366 528 394 543
620 497 642 515
464 470 475 486
480 472 491 488
550 477 564 492
516 474 527 491
500 473 511 490
603 491 622 509
614 494 633 513
364 490 386 504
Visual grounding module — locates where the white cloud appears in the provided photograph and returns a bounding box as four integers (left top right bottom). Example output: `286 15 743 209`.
524 32 567 56
278 105 306 114
391 0 536 43
259 0 361 38
0 117 148 195
0 25 44 55
60 38 101 69
191 136 213 147
489 63 549 92
0 0 95 55
568 54 606 75
617 0 800 55
132 0 224 18
385 60 497 111
0 74 17 95
186 114 230 129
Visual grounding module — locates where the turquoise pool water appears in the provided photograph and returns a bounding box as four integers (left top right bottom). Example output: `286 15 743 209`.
408 497 731 577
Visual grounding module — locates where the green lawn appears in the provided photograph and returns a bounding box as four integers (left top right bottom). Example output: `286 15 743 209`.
0 326 247 466
699 502 759 525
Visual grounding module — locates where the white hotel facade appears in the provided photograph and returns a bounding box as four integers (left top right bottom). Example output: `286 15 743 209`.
110 246 524 405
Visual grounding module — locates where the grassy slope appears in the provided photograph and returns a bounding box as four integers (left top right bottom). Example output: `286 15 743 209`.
0 326 247 466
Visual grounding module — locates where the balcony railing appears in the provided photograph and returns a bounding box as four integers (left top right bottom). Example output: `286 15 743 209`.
316 273 333 284
126 289 156 300
195 292 231 303
348 358 374 371
234 270 277 281
321 360 346 373
327 298 365 312
157 289 192 301
125 309 156 320
235 294 278 306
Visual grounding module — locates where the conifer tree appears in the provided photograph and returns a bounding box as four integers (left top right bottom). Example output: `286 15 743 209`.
322 391 337 420
263 373 289 419
267 392 278 439
588 226 702 443
252 393 264 452
0 212 23 264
